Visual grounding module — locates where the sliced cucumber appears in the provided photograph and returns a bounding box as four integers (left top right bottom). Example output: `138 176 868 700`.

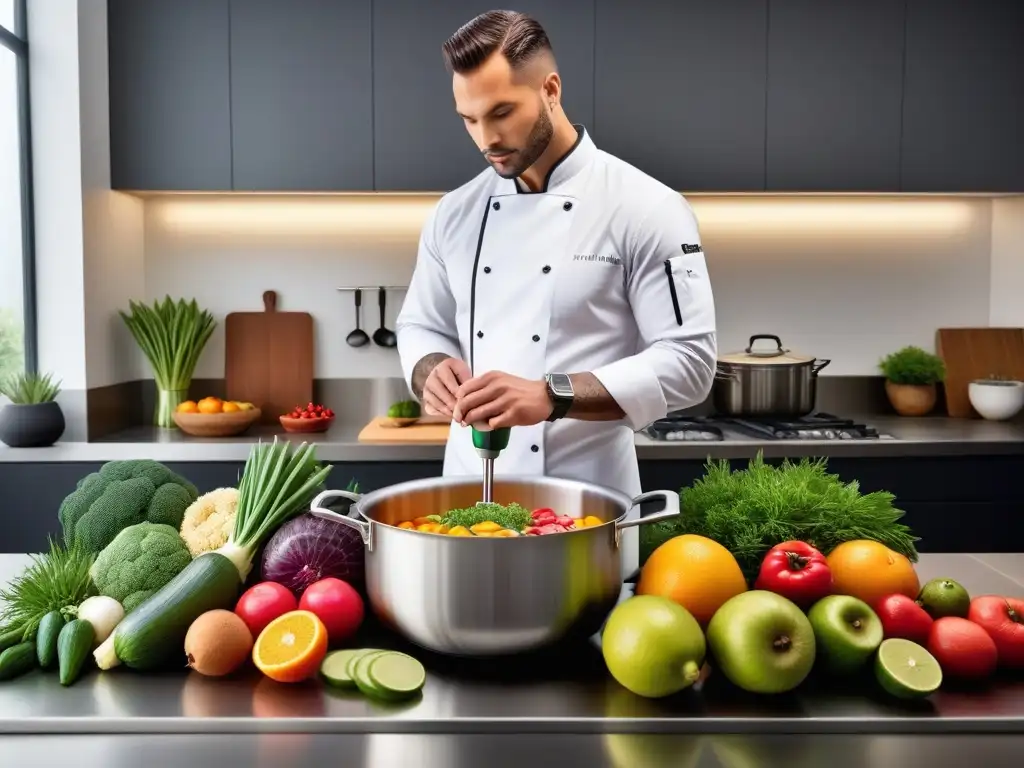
320 649 366 689
352 650 390 698
344 647 379 682
367 652 426 701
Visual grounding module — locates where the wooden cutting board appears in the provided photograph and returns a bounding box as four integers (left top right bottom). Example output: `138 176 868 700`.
358 417 450 443
225 291 314 423
936 328 1024 417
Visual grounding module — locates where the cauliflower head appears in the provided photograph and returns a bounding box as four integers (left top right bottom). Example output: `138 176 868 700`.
179 487 239 557
59 459 199 555
91 521 193 612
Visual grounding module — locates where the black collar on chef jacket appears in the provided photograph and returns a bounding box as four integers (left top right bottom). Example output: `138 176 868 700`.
512 124 592 194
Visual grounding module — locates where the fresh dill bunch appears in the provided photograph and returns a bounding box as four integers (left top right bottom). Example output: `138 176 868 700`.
442 502 532 531
0 537 97 641
640 453 919 581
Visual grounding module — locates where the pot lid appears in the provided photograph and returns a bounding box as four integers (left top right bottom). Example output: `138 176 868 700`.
718 334 815 365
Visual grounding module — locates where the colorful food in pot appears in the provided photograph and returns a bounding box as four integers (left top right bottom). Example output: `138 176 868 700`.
394 502 603 537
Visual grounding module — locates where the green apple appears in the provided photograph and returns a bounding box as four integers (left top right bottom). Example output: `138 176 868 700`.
705 590 816 694
601 595 706 698
808 594 884 674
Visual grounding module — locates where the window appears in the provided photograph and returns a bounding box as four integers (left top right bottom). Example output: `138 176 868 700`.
0 0 34 382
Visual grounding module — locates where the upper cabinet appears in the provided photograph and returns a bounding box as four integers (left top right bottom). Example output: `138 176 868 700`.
229 0 373 191
108 0 233 191
900 0 1024 192
765 0 905 192
594 0 768 192
372 0 595 192
106 0 1024 193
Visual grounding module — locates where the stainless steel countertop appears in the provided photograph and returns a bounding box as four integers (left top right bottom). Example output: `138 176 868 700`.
0 553 1022 736
0 414 1021 462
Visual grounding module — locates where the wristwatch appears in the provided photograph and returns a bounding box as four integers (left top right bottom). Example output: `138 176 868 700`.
544 373 574 422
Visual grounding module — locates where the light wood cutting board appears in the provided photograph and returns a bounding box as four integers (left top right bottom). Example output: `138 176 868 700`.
225 291 314 423
936 328 1024 417
358 417 451 444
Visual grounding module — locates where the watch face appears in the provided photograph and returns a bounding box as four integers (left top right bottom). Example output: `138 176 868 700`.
548 373 573 397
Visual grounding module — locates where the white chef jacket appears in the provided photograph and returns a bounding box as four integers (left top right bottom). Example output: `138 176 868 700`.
396 126 717 500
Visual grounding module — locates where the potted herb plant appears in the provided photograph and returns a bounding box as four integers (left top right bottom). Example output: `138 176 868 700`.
968 374 1024 421
878 346 946 416
121 297 216 428
0 371 65 447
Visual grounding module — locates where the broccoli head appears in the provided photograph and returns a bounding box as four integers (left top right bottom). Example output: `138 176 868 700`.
90 521 192 612
59 459 199 554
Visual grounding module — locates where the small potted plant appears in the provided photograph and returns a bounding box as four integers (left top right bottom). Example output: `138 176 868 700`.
968 374 1024 421
0 371 65 447
878 346 946 417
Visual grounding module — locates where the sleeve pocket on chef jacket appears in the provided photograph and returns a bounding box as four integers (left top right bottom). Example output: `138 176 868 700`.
663 255 702 327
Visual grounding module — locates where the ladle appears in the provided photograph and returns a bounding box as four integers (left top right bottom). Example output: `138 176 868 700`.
346 289 370 347
372 287 397 347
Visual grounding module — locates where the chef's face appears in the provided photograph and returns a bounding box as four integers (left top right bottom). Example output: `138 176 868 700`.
452 52 557 179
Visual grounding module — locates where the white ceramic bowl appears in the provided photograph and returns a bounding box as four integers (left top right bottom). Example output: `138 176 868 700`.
968 380 1024 421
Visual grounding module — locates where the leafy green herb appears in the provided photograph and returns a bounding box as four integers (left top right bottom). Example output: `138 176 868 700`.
0 371 61 404
639 453 919 581
442 502 532 531
0 538 97 642
879 345 945 385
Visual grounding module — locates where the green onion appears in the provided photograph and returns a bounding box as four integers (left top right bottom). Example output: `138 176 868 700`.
119 297 216 427
0 371 62 404
214 438 333 580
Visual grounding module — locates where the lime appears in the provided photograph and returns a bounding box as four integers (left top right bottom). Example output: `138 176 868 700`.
367 652 427 701
874 638 943 699
320 648 364 689
918 578 970 619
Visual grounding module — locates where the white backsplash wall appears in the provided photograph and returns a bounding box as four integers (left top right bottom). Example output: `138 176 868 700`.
143 194 1005 379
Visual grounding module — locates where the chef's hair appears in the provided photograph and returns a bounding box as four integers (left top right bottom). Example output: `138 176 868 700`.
442 10 554 74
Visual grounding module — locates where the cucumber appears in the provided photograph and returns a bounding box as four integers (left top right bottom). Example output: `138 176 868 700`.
57 619 95 686
320 648 365 689
367 652 426 701
0 627 24 653
36 610 65 669
352 650 390 698
0 641 37 681
110 552 241 671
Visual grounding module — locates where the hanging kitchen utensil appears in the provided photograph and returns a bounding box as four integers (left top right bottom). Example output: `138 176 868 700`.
372 287 397 348
346 289 370 348
713 334 830 417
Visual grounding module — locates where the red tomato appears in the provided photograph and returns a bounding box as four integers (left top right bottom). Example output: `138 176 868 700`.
927 616 998 681
235 582 298 639
968 595 1024 669
299 577 364 643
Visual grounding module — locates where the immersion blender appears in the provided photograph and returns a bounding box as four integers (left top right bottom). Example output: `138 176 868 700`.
471 424 511 503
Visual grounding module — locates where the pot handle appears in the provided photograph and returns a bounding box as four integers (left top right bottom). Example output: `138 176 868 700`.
615 490 681 531
812 359 831 374
309 489 373 549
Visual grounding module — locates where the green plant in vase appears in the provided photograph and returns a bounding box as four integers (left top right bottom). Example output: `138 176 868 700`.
0 371 66 447
878 345 946 417
120 297 216 428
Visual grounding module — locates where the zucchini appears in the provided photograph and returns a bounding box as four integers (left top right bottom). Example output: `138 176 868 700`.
0 641 37 681
109 552 241 671
36 610 65 669
58 619 94 686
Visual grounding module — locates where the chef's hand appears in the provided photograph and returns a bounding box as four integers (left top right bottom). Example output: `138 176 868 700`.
453 371 553 428
421 357 472 419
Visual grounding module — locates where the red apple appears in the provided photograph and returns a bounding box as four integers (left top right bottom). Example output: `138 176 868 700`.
875 593 934 644
967 595 1024 669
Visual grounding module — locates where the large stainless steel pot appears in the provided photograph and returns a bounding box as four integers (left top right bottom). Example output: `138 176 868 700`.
713 334 830 417
308 476 679 657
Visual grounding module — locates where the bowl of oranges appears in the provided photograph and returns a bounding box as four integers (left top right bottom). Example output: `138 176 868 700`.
173 396 261 437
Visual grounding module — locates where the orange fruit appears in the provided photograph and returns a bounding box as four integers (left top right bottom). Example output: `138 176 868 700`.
197 397 222 414
826 540 920 607
221 401 240 413
636 534 748 625
253 610 328 683
176 400 198 413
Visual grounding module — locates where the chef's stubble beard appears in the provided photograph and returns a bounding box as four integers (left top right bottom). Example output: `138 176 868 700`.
489 101 554 179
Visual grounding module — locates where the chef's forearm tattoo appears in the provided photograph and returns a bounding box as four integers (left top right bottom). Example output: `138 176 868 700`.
411 353 451 399
567 373 626 421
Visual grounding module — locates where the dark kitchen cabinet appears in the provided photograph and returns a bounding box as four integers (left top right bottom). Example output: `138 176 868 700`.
372 1 596 192
229 0 373 191
107 0 233 191
765 0 905 192
900 0 1024 192
594 0 768 192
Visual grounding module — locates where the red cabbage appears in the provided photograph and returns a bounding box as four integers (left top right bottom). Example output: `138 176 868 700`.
259 512 365 595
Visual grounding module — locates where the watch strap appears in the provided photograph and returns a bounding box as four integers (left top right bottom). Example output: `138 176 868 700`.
545 374 574 422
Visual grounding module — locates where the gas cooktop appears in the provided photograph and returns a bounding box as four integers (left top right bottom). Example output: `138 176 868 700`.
645 412 882 441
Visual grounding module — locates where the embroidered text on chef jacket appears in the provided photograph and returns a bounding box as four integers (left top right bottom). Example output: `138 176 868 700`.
397 126 717 502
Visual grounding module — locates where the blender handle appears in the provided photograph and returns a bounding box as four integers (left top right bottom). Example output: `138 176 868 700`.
472 424 511 453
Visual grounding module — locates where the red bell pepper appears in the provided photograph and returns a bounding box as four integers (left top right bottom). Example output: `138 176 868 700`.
754 540 833 608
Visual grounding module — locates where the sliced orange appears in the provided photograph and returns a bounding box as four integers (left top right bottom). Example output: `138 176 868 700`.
253 610 328 683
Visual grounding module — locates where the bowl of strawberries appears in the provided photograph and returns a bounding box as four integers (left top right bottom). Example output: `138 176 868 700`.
280 402 336 433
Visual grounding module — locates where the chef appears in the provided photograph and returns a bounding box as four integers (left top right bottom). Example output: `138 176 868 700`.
396 10 717 501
